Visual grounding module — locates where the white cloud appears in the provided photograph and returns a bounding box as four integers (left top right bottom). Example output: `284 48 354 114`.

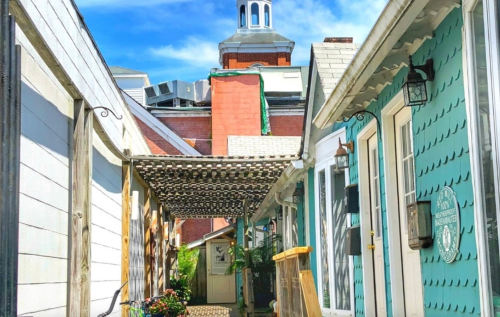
149 37 220 69
76 0 192 8
273 0 387 65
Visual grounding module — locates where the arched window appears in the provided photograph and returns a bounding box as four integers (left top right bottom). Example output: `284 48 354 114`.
251 3 259 25
240 5 246 27
264 4 270 27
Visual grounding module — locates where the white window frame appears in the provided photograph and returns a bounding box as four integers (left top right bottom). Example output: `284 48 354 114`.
463 0 500 316
314 128 354 316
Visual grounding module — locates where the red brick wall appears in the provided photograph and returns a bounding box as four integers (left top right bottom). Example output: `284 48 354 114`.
157 116 212 155
181 219 212 244
270 115 304 136
135 117 183 155
223 52 291 69
211 75 262 155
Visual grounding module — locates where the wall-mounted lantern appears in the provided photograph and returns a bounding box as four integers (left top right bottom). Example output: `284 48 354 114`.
292 187 304 204
402 56 435 107
335 138 354 170
277 206 283 220
268 218 276 232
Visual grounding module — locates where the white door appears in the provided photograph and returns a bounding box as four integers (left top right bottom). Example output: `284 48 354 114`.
368 134 387 317
395 107 424 316
207 239 236 303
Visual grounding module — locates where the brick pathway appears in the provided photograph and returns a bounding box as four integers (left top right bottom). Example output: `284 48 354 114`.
187 305 235 317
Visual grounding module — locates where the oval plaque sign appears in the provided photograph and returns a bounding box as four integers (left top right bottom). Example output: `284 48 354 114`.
435 186 461 263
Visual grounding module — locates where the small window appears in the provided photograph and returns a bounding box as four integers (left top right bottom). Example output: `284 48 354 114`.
240 5 246 27
264 4 270 27
251 3 259 25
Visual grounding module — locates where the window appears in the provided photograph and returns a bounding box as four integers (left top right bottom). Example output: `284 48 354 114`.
464 0 500 314
315 133 353 315
240 5 246 27
471 0 500 310
264 4 270 27
251 3 259 25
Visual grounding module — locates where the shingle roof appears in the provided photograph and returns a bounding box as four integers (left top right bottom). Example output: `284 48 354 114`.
109 66 146 75
228 136 301 156
312 42 360 97
221 32 293 44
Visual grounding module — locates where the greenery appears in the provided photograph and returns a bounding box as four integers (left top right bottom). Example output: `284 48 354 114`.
169 244 199 303
169 276 192 302
227 234 281 308
237 298 247 317
149 289 186 317
177 244 200 282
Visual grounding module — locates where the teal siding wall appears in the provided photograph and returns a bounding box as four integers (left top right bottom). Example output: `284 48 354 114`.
343 8 479 317
296 182 305 246
307 168 318 290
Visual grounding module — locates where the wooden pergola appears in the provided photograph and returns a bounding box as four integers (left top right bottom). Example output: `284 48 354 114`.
133 155 296 218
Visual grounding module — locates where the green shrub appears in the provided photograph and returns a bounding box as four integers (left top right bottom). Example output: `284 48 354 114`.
170 276 192 302
177 244 199 282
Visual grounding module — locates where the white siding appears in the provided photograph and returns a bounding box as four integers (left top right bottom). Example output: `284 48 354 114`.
115 77 146 105
90 130 123 316
16 26 72 316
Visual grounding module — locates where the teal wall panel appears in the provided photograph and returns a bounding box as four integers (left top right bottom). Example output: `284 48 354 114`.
307 168 318 288
341 7 479 317
296 182 305 246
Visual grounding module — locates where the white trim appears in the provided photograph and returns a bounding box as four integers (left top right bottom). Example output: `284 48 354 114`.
123 92 201 156
302 59 318 161
152 111 212 118
304 171 310 247
356 119 378 317
462 0 500 315
380 90 406 316
269 109 304 116
314 129 354 316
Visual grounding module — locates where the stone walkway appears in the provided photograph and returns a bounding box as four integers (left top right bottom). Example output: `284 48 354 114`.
187 304 238 317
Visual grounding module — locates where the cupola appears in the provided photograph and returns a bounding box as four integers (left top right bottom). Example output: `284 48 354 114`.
236 0 273 32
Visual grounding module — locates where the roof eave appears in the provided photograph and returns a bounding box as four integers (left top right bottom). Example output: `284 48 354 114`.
312 0 431 129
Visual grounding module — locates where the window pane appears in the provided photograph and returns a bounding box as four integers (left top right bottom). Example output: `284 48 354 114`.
240 5 246 27
472 0 500 310
330 167 351 310
318 170 330 308
251 3 259 25
265 4 270 26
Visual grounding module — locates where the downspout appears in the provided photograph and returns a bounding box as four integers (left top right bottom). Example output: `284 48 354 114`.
275 192 297 210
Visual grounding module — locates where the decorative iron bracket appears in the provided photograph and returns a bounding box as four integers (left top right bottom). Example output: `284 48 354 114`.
343 110 381 132
89 106 123 120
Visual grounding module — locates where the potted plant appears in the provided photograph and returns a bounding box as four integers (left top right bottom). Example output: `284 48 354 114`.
149 289 187 317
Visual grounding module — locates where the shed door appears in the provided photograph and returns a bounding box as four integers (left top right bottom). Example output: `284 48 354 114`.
395 107 424 316
207 239 236 303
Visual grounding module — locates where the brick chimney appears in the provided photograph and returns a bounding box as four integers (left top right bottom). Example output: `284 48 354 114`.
324 37 353 43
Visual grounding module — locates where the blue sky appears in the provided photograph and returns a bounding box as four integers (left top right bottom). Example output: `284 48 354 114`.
75 0 387 84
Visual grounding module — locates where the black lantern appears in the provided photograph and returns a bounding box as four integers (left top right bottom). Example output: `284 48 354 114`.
292 187 304 204
402 56 435 107
277 207 283 220
335 138 354 170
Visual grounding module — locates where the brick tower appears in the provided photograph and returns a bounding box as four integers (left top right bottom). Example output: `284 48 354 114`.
219 0 295 69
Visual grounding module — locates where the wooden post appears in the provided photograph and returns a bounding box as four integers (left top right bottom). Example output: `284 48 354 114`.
69 100 93 317
121 162 131 317
144 188 152 298
158 205 164 293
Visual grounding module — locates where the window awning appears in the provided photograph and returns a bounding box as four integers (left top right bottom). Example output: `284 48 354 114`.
133 155 297 218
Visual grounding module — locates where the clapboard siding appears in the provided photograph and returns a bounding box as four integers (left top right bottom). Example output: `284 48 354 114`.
19 0 124 149
17 25 72 316
90 133 122 316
